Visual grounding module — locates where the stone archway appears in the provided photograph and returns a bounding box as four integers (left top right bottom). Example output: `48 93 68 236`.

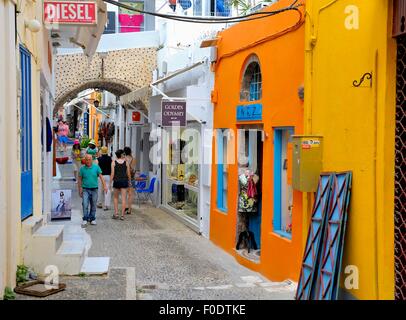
55 79 133 111
54 47 157 111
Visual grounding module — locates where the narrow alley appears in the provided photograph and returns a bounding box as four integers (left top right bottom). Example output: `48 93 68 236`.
1 0 404 306
16 159 295 300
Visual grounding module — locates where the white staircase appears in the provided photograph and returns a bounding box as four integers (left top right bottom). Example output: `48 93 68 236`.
22 216 109 276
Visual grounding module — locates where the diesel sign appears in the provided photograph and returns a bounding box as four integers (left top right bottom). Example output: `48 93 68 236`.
44 1 97 25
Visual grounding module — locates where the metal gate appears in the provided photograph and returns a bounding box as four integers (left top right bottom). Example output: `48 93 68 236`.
395 36 406 300
20 45 33 220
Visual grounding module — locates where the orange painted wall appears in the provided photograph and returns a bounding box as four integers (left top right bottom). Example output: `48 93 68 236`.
210 0 305 282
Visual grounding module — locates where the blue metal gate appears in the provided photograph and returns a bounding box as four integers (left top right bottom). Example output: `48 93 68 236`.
295 173 333 300
20 45 33 220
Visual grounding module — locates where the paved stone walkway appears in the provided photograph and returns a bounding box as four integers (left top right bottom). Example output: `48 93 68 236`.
16 160 296 300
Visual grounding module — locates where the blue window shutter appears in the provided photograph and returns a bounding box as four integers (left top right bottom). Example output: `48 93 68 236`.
273 129 282 231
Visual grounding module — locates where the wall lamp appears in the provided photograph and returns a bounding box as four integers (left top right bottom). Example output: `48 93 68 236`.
25 19 41 33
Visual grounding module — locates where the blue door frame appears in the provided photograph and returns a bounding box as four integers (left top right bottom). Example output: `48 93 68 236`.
20 45 33 221
273 127 294 238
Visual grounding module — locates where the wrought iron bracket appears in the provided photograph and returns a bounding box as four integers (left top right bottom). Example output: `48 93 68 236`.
353 72 373 87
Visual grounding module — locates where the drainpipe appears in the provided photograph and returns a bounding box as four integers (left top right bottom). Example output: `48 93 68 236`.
373 50 380 300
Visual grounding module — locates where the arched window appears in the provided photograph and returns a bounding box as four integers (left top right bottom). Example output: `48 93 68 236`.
240 56 262 102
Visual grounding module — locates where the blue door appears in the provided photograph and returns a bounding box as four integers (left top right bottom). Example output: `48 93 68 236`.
20 45 33 220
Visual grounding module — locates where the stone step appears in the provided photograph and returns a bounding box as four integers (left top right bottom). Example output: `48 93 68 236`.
80 257 110 275
32 225 64 254
22 216 44 236
56 241 86 257
34 225 64 238
51 246 86 276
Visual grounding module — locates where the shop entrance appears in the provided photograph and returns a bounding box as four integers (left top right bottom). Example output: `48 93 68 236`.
395 35 406 300
236 126 263 262
162 124 201 230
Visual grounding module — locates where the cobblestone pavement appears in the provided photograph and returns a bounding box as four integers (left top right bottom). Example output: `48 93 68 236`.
16 160 296 300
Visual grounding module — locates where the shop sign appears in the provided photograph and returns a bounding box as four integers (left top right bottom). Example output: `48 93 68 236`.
161 100 186 127
236 104 262 121
43 1 98 25
83 112 89 136
128 110 142 126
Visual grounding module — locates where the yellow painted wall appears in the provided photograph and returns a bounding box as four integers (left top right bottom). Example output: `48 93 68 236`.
88 91 102 144
304 0 396 299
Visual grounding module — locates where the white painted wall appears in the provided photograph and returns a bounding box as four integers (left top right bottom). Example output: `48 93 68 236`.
57 31 160 55
146 14 219 238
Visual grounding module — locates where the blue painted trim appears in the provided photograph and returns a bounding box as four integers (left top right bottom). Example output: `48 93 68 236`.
273 130 282 231
216 130 227 212
218 207 227 213
273 127 295 233
274 230 292 240
236 103 262 121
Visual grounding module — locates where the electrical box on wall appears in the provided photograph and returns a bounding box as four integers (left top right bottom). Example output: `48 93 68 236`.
292 135 323 192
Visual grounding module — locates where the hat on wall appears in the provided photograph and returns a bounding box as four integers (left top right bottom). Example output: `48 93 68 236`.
101 146 108 154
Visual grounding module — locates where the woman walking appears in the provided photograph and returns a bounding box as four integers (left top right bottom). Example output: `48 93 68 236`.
111 149 131 220
71 139 82 183
124 147 136 215
57 120 70 152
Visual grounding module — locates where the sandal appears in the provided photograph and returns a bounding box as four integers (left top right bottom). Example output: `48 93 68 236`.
125 208 131 215
112 214 119 219
120 216 124 221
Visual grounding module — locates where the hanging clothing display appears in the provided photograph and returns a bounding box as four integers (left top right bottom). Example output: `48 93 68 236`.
238 170 259 213
98 121 115 145
118 14 144 33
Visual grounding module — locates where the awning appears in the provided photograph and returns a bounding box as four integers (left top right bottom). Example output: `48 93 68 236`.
120 60 206 107
120 85 151 110
151 60 205 86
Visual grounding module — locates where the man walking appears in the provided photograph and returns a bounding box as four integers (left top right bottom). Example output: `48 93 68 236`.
97 146 112 210
78 154 107 227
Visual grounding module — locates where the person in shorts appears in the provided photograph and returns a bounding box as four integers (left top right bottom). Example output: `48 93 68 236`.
110 149 131 220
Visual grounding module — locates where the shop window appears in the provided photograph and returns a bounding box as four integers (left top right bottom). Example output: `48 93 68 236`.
193 0 202 16
217 129 229 212
210 0 231 16
104 11 117 34
273 128 294 238
240 57 262 102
